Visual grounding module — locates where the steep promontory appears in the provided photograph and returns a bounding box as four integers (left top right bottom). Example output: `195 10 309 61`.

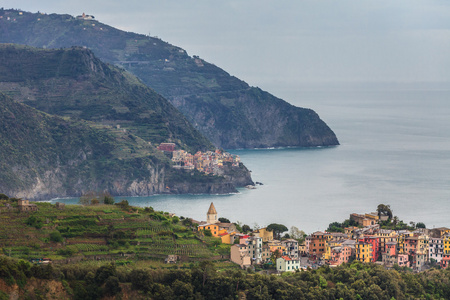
0 44 253 199
0 9 339 149
0 93 243 200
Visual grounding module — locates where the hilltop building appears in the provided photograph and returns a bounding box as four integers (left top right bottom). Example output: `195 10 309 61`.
76 13 95 20
17 199 37 212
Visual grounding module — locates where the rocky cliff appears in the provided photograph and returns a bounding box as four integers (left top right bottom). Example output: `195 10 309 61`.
0 92 241 200
0 9 339 149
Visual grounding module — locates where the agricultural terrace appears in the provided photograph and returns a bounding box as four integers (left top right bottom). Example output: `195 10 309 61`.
0 199 232 268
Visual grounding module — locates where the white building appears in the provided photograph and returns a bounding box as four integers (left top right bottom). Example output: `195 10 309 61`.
429 238 444 263
276 256 300 272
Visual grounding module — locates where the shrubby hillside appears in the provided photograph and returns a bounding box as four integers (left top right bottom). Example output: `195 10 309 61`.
0 9 339 149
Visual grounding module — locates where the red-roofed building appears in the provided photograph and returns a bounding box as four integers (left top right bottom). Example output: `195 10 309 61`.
276 255 300 272
157 143 176 152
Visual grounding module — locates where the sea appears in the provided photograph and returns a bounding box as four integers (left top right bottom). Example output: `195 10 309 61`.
46 82 450 234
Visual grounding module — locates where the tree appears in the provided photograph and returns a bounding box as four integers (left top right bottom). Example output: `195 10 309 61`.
0 193 9 200
182 218 193 227
203 229 212 237
104 276 121 296
79 191 97 205
267 223 288 240
290 226 306 243
242 224 252 233
116 200 130 210
49 231 63 243
377 204 393 220
218 217 230 223
416 222 426 229
100 192 115 205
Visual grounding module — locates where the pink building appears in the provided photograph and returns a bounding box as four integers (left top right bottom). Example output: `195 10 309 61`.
330 246 352 266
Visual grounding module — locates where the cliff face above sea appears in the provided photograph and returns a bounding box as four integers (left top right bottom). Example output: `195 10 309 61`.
0 45 252 200
0 9 339 149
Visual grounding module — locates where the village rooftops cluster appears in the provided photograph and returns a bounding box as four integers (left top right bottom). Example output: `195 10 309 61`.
196 204 450 273
157 143 241 175
301 213 450 272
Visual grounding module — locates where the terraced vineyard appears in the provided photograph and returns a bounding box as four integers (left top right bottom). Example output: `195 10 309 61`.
0 199 227 264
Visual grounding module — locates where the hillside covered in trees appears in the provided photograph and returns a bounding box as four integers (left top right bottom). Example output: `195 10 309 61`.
0 8 339 149
1 255 450 299
0 44 253 199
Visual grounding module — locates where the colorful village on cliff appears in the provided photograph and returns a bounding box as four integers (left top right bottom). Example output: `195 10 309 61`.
196 203 450 273
158 143 241 175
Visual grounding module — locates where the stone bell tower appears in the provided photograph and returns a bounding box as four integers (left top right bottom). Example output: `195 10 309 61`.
207 202 218 224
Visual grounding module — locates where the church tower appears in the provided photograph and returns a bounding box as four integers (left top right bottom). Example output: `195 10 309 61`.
207 202 218 224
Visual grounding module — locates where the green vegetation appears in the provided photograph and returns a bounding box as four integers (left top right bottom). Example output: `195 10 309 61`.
0 92 174 199
327 204 427 232
0 8 339 149
0 43 213 154
0 44 251 198
327 219 358 233
267 223 288 240
1 256 450 299
0 201 226 262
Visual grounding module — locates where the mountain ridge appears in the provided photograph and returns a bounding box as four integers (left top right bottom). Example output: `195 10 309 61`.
0 45 253 200
0 8 339 149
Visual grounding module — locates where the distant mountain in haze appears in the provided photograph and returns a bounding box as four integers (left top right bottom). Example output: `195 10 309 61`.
0 9 339 149
0 44 253 200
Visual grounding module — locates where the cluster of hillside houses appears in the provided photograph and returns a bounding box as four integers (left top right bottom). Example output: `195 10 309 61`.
197 204 450 272
157 143 241 174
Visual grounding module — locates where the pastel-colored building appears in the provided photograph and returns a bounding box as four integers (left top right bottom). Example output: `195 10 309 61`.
231 244 251 268
282 239 299 259
363 236 381 262
268 240 286 256
350 212 379 227
355 241 372 263
376 229 397 252
247 236 263 264
261 244 271 263
429 238 444 263
253 228 273 242
308 232 328 259
329 246 352 266
198 224 219 236
276 256 300 272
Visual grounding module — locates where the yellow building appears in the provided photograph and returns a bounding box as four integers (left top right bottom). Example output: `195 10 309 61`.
254 228 274 242
444 235 450 255
396 231 414 254
417 235 429 255
268 241 286 255
323 239 344 260
355 241 372 263
219 231 238 244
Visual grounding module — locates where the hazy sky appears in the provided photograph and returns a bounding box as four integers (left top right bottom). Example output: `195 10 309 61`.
3 0 450 88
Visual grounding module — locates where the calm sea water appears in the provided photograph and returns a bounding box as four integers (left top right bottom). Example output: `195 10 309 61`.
47 84 450 234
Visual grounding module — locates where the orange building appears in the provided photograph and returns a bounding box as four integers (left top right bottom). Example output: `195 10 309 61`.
308 232 328 259
198 224 220 237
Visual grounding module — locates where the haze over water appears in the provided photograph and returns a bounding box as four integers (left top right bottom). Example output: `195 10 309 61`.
51 82 450 234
